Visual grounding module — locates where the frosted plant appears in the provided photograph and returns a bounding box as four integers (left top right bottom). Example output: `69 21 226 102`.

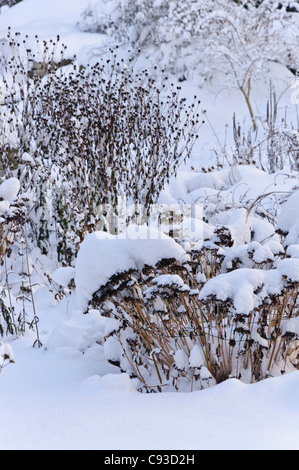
77 210 299 392
80 1 299 128
0 32 201 264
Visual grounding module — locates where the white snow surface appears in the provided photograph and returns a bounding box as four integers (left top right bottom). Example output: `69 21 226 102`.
0 0 299 451
2 315 299 451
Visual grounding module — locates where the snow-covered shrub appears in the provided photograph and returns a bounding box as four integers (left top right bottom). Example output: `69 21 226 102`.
276 190 299 246
0 32 200 263
0 173 50 345
0 176 26 336
87 251 299 391
76 216 299 392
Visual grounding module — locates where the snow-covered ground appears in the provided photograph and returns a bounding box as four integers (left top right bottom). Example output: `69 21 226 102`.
0 0 299 451
3 327 299 450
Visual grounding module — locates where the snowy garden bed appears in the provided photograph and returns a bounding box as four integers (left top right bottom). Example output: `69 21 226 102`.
0 0 299 450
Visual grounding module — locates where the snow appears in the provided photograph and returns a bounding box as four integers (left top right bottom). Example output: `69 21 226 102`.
199 268 270 314
277 258 299 283
287 245 299 259
188 344 204 368
173 349 189 372
248 241 275 264
0 340 14 364
75 225 188 312
0 199 10 215
0 80 5 104
2 329 299 450
223 208 251 246
0 0 299 451
21 152 35 164
152 274 190 291
0 177 20 202
51 266 75 288
199 259 299 314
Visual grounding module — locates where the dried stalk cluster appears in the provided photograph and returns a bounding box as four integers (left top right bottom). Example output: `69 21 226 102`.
90 237 299 392
0 188 27 336
232 87 299 173
0 32 200 263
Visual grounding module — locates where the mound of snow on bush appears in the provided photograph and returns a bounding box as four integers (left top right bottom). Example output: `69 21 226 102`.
0 178 20 202
75 225 188 311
